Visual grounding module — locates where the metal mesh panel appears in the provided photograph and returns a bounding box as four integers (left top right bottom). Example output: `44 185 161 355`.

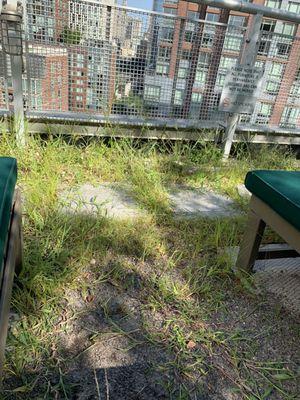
0 49 9 112
240 27 300 131
254 257 300 317
22 1 246 126
0 30 9 112
21 1 300 134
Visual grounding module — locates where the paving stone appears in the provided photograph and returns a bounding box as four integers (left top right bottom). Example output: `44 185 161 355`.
169 186 238 218
61 183 145 219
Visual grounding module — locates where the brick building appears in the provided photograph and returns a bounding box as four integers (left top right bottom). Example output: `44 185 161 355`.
144 0 300 128
1 0 299 130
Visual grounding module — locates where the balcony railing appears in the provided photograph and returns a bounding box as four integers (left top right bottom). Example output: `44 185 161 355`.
0 0 300 136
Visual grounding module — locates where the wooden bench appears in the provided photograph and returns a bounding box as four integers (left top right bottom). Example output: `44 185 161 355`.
236 170 300 272
0 157 22 378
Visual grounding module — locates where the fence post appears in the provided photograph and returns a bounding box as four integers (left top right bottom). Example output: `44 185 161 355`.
222 13 263 159
0 0 25 147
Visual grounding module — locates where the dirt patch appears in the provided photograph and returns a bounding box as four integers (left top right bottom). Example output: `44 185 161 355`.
3 253 300 399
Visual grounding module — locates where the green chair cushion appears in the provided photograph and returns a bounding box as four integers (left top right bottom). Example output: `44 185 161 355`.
0 157 17 273
245 170 300 232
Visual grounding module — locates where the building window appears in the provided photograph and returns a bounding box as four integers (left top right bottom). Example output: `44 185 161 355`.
144 85 161 102
280 107 300 128
181 50 191 61
198 53 210 66
174 89 184 106
161 15 176 30
288 1 300 13
29 78 42 110
256 102 273 124
202 32 214 48
228 15 245 27
255 60 265 68
187 11 199 20
71 54 84 68
269 62 284 77
184 30 194 43
163 7 177 15
290 68 300 97
178 66 188 79
276 42 292 58
77 54 84 68
260 103 272 115
206 13 219 23
160 27 174 43
164 0 178 5
158 46 172 62
224 34 243 51
265 0 282 8
265 62 285 95
195 53 210 84
219 56 237 69
202 13 219 48
266 81 280 95
258 38 271 56
72 70 84 77
156 63 169 76
191 92 202 103
279 22 296 37
261 19 276 32
195 70 207 84
217 56 237 86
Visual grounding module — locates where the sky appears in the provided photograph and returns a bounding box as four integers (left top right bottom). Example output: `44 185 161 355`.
125 0 153 10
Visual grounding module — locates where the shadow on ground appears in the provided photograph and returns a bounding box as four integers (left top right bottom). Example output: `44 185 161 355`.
2 210 300 399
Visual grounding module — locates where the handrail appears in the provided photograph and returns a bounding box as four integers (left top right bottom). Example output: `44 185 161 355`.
185 0 300 24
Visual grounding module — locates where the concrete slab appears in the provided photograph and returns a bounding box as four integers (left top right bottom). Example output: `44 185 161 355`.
169 186 238 218
61 183 145 219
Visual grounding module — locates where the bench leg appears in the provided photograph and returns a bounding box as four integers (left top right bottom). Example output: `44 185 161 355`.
236 209 266 273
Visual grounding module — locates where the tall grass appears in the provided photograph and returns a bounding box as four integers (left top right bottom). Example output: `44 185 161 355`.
0 131 298 398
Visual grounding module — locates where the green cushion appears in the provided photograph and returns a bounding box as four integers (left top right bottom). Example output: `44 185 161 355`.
0 157 17 274
245 170 300 232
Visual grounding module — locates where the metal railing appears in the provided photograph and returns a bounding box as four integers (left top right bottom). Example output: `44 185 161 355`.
0 0 300 139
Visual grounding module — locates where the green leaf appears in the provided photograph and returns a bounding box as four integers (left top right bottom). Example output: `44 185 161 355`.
13 385 30 393
262 386 273 399
272 373 293 381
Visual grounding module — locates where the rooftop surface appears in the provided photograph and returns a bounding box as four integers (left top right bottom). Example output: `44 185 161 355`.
1 136 299 399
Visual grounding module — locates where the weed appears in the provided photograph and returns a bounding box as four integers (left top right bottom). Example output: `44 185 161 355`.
0 133 299 399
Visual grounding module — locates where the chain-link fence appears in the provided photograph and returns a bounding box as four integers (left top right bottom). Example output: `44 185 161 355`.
0 1 300 134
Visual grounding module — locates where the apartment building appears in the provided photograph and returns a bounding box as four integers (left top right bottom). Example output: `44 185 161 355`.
1 0 299 130
68 0 149 112
24 0 119 113
145 0 300 128
18 0 69 111
26 46 69 112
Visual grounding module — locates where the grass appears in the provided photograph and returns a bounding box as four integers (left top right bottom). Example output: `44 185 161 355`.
0 132 299 399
